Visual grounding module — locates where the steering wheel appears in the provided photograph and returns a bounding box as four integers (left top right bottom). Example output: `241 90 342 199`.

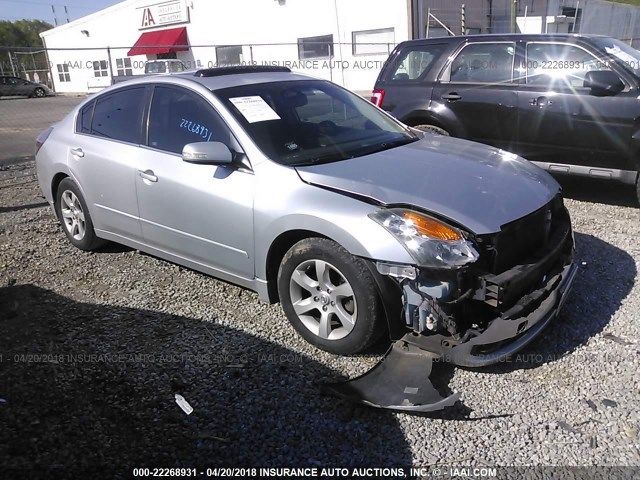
318 120 338 136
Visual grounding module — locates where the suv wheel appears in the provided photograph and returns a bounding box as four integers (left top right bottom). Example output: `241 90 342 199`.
277 238 384 355
413 124 450 136
54 178 106 251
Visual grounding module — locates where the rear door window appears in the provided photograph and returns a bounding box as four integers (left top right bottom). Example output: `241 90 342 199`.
444 42 516 83
91 87 145 143
385 44 445 81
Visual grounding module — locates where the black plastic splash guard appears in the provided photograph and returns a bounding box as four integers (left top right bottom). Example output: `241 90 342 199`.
323 341 460 412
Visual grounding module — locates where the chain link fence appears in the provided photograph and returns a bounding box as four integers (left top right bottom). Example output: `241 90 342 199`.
0 41 394 161
1 41 395 96
3 4 640 162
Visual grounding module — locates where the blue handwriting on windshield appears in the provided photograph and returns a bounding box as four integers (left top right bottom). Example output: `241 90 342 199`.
179 118 213 141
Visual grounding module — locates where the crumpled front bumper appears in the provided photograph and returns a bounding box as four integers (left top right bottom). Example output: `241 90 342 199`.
324 256 577 412
325 211 577 412
403 258 578 367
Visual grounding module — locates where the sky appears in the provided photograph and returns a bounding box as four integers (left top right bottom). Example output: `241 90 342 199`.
0 0 121 24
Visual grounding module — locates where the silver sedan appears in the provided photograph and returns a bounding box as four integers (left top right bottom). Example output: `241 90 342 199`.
35 67 576 410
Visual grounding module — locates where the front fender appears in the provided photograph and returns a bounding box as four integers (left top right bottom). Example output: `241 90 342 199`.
399 106 467 138
252 162 415 281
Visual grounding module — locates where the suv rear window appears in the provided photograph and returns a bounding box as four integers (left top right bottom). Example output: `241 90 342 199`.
384 44 445 81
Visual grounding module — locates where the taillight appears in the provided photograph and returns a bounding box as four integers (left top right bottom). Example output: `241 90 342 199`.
370 89 385 107
35 127 53 155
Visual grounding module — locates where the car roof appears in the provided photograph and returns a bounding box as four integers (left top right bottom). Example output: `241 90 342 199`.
176 68 315 91
107 67 316 92
400 33 610 45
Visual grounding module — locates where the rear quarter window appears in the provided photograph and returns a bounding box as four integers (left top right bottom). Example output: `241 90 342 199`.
383 44 446 82
76 101 94 134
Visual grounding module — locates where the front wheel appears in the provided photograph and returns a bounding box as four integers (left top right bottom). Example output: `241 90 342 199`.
413 124 450 136
277 238 385 355
32 87 46 98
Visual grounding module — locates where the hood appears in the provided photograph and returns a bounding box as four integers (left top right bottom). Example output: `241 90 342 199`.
295 135 560 235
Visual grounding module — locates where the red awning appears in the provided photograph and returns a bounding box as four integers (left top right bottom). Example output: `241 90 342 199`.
127 27 189 56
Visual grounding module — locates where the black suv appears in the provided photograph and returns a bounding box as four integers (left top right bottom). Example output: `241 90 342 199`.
372 34 640 203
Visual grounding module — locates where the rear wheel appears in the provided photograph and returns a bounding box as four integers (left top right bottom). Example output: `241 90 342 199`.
413 124 450 136
54 178 106 251
33 87 46 98
277 238 385 355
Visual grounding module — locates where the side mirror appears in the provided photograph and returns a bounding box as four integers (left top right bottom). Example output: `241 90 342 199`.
583 70 624 96
182 142 233 165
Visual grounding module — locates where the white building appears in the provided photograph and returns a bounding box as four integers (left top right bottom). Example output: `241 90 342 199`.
40 0 412 94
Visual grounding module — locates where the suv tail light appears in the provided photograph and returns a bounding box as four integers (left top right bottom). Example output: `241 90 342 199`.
35 127 53 155
370 89 385 107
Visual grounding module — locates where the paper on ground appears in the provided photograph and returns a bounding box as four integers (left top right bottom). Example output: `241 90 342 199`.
175 393 193 415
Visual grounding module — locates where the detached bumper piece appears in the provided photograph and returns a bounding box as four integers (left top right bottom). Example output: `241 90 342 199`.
323 342 460 412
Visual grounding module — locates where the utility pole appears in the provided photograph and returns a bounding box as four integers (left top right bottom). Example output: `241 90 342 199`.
461 4 466 35
510 0 517 33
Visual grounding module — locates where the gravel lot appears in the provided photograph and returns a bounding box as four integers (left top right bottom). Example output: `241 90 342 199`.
0 156 639 477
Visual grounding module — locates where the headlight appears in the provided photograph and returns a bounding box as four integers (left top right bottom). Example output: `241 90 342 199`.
369 208 479 268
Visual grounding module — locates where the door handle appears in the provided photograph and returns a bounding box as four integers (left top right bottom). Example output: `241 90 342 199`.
70 147 84 157
441 92 462 101
530 96 552 107
138 169 158 182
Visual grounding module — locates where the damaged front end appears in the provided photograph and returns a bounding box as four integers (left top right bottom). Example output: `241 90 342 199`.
326 195 577 412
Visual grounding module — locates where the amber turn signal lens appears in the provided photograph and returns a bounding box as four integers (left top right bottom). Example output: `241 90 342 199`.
402 212 461 241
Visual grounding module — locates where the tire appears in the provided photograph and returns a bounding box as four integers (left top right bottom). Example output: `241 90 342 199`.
54 178 106 251
413 124 450 136
277 237 385 355
33 87 46 98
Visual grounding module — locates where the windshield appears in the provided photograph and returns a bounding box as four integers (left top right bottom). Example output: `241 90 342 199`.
145 62 167 73
214 80 418 166
592 37 640 76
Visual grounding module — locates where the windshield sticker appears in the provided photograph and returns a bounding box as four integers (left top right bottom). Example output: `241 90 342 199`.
179 118 213 141
229 96 281 123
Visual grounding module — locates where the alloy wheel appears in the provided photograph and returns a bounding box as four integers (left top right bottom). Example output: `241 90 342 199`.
60 190 86 241
288 259 357 340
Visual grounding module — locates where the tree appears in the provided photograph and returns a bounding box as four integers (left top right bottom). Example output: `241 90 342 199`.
0 19 53 47
0 20 53 77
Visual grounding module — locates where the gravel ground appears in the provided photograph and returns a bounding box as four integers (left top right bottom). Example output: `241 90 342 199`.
0 159 639 477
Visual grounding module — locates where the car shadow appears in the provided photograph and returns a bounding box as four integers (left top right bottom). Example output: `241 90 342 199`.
555 175 638 208
0 201 48 214
473 231 636 374
0 285 412 478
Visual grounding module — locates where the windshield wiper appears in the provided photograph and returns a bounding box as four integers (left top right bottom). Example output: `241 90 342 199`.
350 136 418 157
291 152 353 167
291 136 418 167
